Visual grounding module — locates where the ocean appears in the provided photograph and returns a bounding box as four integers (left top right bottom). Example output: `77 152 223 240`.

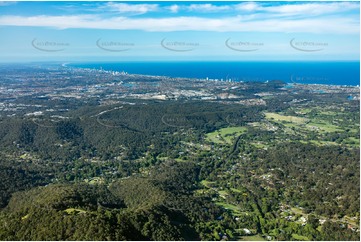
69 61 360 86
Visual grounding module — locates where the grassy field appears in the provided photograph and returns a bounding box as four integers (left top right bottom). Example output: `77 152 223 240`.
297 108 313 114
201 180 216 188
64 208 87 215
175 158 189 162
157 156 169 161
216 202 244 215
230 188 242 193
265 112 308 124
218 190 229 199
306 121 343 133
206 126 247 144
292 233 310 241
291 207 306 216
342 137 360 147
219 126 248 135
84 177 104 185
308 140 338 146
266 112 351 136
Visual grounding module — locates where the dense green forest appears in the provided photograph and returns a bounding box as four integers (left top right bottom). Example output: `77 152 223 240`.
0 78 359 240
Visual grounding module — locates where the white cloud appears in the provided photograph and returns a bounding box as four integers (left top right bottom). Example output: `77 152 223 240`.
105 2 158 15
182 2 359 16
0 1 16 7
163 2 359 16
261 2 359 16
168 5 180 14
187 4 230 12
0 1 358 34
235 2 259 12
0 14 358 34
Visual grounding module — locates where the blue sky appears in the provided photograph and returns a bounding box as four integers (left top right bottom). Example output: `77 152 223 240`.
0 1 359 62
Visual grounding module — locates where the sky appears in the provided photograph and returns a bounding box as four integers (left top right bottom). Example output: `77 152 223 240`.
0 0 359 62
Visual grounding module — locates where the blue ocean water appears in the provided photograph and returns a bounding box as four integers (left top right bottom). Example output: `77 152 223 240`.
69 61 360 86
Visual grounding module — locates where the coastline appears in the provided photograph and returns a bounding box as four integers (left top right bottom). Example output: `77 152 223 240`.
66 61 360 87
64 62 360 88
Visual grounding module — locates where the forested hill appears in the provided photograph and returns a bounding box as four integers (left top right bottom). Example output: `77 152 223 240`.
0 71 359 240
0 161 220 241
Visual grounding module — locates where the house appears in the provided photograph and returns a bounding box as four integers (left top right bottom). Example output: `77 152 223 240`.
319 219 326 225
